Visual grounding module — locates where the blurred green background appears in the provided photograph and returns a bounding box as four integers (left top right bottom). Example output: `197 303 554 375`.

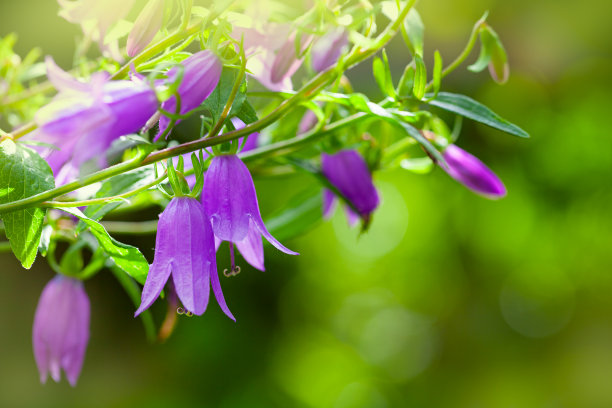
1 0 612 407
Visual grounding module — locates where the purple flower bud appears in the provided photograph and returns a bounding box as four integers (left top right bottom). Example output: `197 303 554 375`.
126 0 165 57
321 149 380 225
310 28 349 73
203 155 298 271
32 275 90 387
135 196 233 320
156 50 222 139
32 57 158 183
441 144 506 198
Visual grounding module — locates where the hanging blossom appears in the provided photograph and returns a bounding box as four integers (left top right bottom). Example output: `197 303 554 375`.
440 144 507 198
203 154 298 272
31 57 158 185
135 196 234 320
32 275 90 386
310 27 349 73
322 149 380 226
126 0 165 57
156 50 222 140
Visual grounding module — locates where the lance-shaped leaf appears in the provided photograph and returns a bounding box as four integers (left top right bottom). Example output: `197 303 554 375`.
0 139 54 268
58 207 149 284
425 92 529 138
201 67 247 124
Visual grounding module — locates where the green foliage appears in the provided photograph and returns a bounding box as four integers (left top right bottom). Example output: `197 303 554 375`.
201 67 247 125
0 139 54 268
425 92 529 138
59 207 149 285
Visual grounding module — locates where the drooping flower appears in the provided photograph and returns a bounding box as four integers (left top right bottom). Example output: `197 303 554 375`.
203 155 298 272
135 196 234 320
156 50 222 139
127 0 165 57
32 275 90 387
31 57 158 184
440 144 506 198
310 27 349 73
321 149 380 226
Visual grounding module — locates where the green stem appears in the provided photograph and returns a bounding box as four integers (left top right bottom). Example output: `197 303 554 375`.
424 13 486 92
0 1 412 214
207 44 246 138
102 220 159 235
42 174 167 208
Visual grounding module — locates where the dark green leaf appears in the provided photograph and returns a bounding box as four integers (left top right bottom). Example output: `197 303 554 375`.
425 92 529 138
201 67 247 125
236 99 258 125
0 139 54 268
59 207 149 284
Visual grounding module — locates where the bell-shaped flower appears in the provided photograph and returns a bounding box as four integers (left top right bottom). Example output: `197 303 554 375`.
440 144 506 198
135 196 234 320
32 57 158 184
156 50 222 139
321 149 380 226
127 0 165 57
310 28 349 73
32 275 90 387
203 155 298 272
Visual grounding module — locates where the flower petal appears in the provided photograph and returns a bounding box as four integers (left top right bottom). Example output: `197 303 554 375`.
235 220 265 271
170 198 210 316
323 189 336 219
210 266 236 321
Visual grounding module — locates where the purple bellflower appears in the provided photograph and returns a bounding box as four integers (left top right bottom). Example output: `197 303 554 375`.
321 149 380 226
32 57 158 184
135 196 234 320
127 0 165 57
156 50 222 140
440 144 507 198
32 275 90 387
310 28 349 73
203 155 298 272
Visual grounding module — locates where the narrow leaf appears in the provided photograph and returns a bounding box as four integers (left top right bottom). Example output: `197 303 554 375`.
58 207 149 284
425 92 529 138
413 55 426 100
431 50 443 99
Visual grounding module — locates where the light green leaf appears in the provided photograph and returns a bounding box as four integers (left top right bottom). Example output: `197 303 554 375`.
403 9 425 56
413 55 426 100
431 50 443 99
0 139 54 268
425 92 529 138
58 207 149 284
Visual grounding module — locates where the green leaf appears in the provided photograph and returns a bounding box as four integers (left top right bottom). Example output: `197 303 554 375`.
76 166 157 233
403 8 425 56
425 92 529 138
412 55 427 100
397 64 415 97
264 189 323 243
372 50 396 98
58 207 149 284
431 50 443 99
201 67 247 125
236 99 258 125
0 139 54 268
468 25 509 84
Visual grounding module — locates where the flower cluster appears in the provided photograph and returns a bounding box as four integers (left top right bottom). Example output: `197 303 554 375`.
1 0 526 388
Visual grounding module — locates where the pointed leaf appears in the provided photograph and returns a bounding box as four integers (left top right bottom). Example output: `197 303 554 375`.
425 92 529 138
58 207 149 284
0 139 54 268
